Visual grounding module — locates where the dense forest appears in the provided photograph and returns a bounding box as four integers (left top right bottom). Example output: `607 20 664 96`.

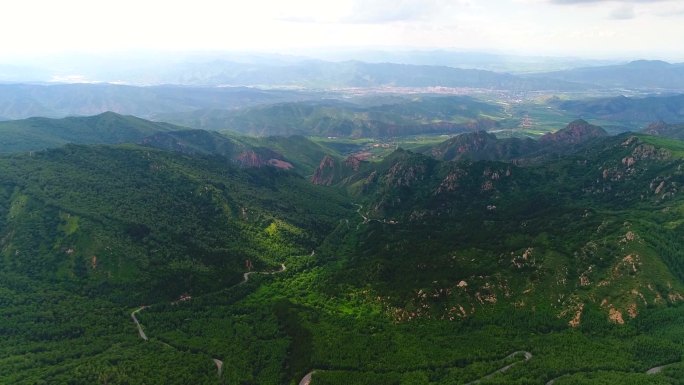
1 116 684 384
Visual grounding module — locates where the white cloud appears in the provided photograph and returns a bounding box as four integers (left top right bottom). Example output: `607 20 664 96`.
0 0 682 60
341 0 466 24
610 4 636 19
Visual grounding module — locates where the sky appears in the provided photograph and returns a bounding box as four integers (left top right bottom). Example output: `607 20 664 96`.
2 0 684 61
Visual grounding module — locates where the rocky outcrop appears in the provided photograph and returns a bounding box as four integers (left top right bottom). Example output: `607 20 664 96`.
385 161 426 188
311 155 337 186
236 150 264 168
236 149 292 169
344 154 364 171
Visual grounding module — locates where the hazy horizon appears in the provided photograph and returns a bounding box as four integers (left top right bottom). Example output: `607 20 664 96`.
2 0 684 63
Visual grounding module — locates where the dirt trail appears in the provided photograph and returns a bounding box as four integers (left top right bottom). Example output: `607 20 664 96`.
131 263 287 340
354 203 397 229
240 264 287 285
546 361 678 384
130 263 287 380
298 371 314 385
464 351 532 385
212 358 224 377
646 363 676 374
298 351 532 385
130 306 148 341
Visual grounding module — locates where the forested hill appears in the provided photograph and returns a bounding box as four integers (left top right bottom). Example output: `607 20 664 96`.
3 123 684 383
0 112 182 153
163 96 506 137
321 132 684 327
0 143 351 303
0 112 339 175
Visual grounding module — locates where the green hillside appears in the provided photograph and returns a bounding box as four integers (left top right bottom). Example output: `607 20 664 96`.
141 129 339 175
163 96 507 137
0 112 183 153
2 128 684 384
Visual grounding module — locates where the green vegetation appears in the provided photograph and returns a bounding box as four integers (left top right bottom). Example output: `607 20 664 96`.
0 112 182 153
181 96 506 137
3 118 684 384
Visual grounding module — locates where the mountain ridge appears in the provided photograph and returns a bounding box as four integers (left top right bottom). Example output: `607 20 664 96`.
0 111 183 153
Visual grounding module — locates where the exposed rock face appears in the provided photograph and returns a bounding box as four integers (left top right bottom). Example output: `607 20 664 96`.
435 169 467 194
385 161 426 187
569 303 584 328
268 158 294 170
311 155 337 186
609 307 625 324
236 150 264 168
142 130 294 170
344 154 364 171
539 119 607 145
236 149 292 169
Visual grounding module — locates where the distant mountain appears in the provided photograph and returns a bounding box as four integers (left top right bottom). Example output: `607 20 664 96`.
641 120 684 140
539 119 608 146
0 83 313 120
554 94 684 129
0 51 619 84
164 96 506 138
165 60 586 90
311 50 618 73
427 131 540 162
0 112 182 153
533 60 684 90
75 59 586 90
424 120 607 163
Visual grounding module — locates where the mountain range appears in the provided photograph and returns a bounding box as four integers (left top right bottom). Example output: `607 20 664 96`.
162 96 506 137
533 60 684 91
0 45 684 385
0 83 314 121
2 110 684 384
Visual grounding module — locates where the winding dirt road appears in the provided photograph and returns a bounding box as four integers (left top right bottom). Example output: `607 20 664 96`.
646 363 676 375
130 306 148 341
131 263 287 340
298 371 314 385
130 263 287 376
545 362 678 384
464 351 533 385
212 358 224 377
240 264 287 286
354 203 398 229
297 351 533 385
